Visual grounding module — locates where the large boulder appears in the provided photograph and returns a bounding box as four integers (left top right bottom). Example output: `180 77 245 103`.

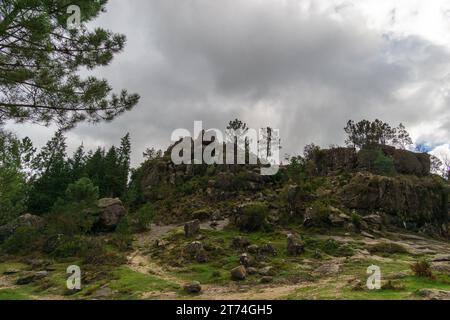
286 234 305 256
341 173 448 230
96 198 127 231
230 266 247 280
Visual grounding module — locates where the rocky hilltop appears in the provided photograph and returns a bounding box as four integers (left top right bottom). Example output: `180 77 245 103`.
130 142 449 237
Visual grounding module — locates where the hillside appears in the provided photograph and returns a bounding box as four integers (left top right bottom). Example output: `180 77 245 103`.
0 142 449 300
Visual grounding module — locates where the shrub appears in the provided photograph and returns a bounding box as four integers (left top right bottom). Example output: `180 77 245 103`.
374 152 396 176
65 177 99 205
234 202 269 232
307 200 331 227
46 178 99 237
411 260 433 278
2 226 42 254
129 204 155 232
46 202 97 236
351 212 362 230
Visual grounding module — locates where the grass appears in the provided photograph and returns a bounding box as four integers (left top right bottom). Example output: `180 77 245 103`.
0 289 31 300
108 266 179 299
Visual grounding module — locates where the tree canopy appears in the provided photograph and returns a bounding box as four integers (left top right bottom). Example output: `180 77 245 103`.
0 0 140 129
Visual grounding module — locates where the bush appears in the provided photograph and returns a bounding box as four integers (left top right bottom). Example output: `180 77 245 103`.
129 204 155 232
46 202 97 237
351 212 362 230
234 202 269 232
374 152 396 176
81 238 126 266
307 200 331 227
46 178 99 237
1 226 42 254
65 177 99 204
411 260 433 278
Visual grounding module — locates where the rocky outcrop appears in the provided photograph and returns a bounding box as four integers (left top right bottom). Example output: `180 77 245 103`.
380 145 430 176
317 145 430 176
322 147 358 173
341 172 448 231
96 198 126 231
0 214 44 242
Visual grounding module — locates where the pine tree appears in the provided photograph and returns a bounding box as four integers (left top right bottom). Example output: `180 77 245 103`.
0 0 140 129
28 131 71 214
117 133 131 198
68 144 87 181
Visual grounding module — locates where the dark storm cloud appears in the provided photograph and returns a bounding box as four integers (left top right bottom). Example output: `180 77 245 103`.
7 0 450 164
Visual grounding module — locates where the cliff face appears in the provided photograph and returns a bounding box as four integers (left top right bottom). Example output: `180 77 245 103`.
318 145 431 176
341 172 448 230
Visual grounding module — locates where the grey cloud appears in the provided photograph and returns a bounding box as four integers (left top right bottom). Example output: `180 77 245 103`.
7 0 450 164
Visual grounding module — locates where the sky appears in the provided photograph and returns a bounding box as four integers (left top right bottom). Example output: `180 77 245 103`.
5 0 450 166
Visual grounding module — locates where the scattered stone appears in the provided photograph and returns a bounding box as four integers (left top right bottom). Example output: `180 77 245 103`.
431 254 450 262
260 276 273 283
231 266 247 280
154 239 168 248
286 234 305 256
328 207 350 227
362 214 383 225
91 286 113 299
258 266 275 276
247 267 258 275
417 289 450 300
3 269 20 275
231 236 251 249
184 241 208 263
313 264 340 276
27 259 51 269
247 245 259 254
431 262 450 274
382 280 404 291
384 271 409 280
239 253 255 268
361 231 375 239
184 281 202 294
348 278 363 291
259 243 276 256
16 271 48 285
184 220 200 238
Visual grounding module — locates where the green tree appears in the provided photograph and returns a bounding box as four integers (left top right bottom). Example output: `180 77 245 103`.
117 133 131 197
68 144 87 181
0 130 27 224
344 119 396 148
28 131 71 213
393 123 413 150
85 147 106 195
0 0 140 129
103 145 121 197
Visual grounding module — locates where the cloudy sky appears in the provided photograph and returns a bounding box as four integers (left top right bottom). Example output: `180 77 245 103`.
6 0 450 165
